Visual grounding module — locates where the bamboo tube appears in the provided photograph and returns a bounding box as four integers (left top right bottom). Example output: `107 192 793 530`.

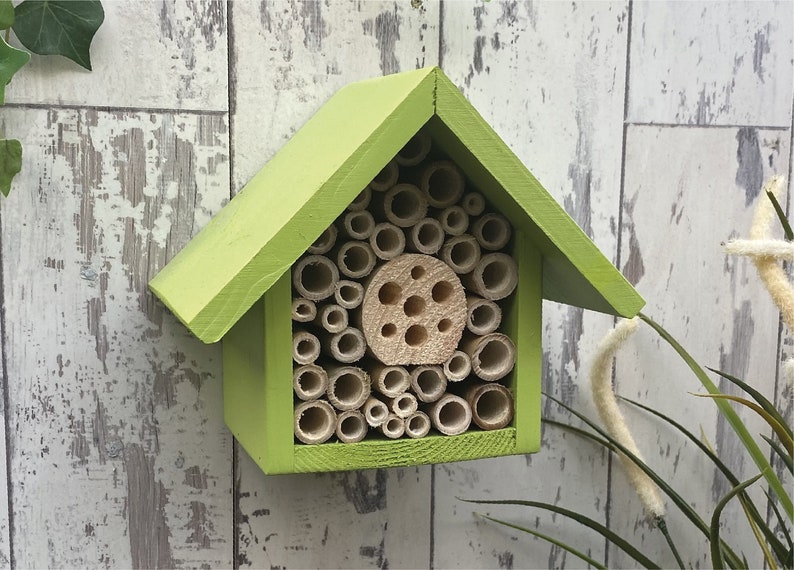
472 213 512 251
293 363 329 401
384 392 418 419
291 298 317 323
321 327 367 363
335 410 368 443
466 295 502 335
410 365 448 403
362 396 389 427
378 413 406 439
292 255 339 301
462 253 518 301
461 192 485 216
462 333 516 382
369 160 399 192
384 184 428 228
307 224 338 255
292 329 321 365
369 222 406 260
369 363 411 397
294 400 337 444
335 241 377 279
465 382 514 430
326 364 371 411
404 411 431 439
427 393 472 436
347 187 372 212
418 160 465 208
395 130 431 166
334 280 364 310
438 205 469 236
443 350 471 382
340 210 376 240
440 234 481 275
407 218 445 255
361 254 467 365
313 303 349 333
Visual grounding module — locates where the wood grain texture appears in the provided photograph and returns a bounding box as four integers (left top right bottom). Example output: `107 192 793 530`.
614 126 791 568
5 0 228 111
229 1 439 567
0 108 232 567
435 2 630 567
628 0 794 127
0 338 9 567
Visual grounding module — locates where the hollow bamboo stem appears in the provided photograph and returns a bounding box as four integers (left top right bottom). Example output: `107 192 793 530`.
369 160 400 192
465 295 503 335
335 410 368 443
465 382 514 430
307 224 338 255
321 327 367 363
462 253 518 300
369 363 411 397
384 392 418 419
443 350 472 382
347 187 372 212
472 213 512 251
334 280 364 310
461 333 517 382
410 365 448 403
404 411 431 439
292 255 340 301
294 400 337 444
340 210 376 240
326 364 371 411
313 303 349 333
291 298 317 323
362 396 389 427
438 205 469 236
335 241 377 279
440 234 481 275
395 130 431 166
378 413 406 439
369 222 406 260
292 328 321 365
461 192 485 216
293 363 329 401
418 160 465 208
407 217 445 255
427 393 472 436
384 184 428 228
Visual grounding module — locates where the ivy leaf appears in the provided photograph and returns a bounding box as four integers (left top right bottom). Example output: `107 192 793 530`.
0 0 14 29
0 139 22 197
12 1 104 71
0 35 30 104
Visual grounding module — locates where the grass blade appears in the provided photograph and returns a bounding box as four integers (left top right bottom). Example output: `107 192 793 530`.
761 434 794 474
765 490 794 552
639 313 793 520
463 498 661 569
475 514 607 569
711 474 764 570
766 190 793 241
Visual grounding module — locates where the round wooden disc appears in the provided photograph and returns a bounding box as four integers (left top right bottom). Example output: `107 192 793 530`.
361 253 467 365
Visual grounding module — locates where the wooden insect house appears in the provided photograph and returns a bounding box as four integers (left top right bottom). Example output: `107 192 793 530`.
149 67 645 475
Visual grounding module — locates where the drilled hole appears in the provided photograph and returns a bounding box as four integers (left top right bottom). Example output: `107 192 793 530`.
437 318 452 333
431 281 454 303
381 323 397 338
403 296 426 317
410 265 426 280
405 325 428 347
378 282 402 305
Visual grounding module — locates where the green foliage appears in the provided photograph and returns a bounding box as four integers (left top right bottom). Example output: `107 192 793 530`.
0 34 29 104
0 0 14 29
0 138 22 197
12 0 104 71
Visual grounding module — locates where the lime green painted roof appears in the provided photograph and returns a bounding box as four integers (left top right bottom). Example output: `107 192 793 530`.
149 67 644 343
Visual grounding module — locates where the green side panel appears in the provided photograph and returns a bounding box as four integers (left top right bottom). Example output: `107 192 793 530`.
150 66 437 343
291 429 517 474
432 70 644 318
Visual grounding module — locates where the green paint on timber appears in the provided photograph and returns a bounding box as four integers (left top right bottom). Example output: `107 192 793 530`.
150 66 643 346
291 429 517 474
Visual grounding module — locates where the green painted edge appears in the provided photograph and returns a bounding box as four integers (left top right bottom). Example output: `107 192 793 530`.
291 429 517 474
150 67 437 343
432 70 645 318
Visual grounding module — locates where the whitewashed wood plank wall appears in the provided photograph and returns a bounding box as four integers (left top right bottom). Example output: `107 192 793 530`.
0 1 790 568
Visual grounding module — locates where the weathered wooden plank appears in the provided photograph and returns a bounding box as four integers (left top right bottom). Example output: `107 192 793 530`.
0 339 10 567
627 0 793 126
229 1 439 567
613 126 790 568
0 108 232 568
435 1 630 567
5 0 228 111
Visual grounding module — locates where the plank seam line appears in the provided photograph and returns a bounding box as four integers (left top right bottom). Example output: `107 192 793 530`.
3 102 228 117
0 209 16 569
626 120 790 131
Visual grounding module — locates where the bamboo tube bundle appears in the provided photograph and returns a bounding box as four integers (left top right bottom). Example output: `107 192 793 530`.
321 327 367 363
347 187 372 212
313 303 349 333
440 234 481 275
378 414 406 439
407 218 445 255
427 393 472 436
291 298 317 323
340 210 376 240
462 333 516 382
369 222 406 260
369 160 399 192
335 241 377 279
438 206 469 236
404 411 431 439
293 255 339 301
472 213 512 251
369 363 411 397
336 410 368 443
443 350 471 382
395 130 431 166
362 396 389 427
465 295 502 335
465 382 514 430
326 365 371 411
292 329 321 365
293 364 329 401
410 365 448 403
417 160 465 208
307 224 338 255
383 184 428 228
461 192 485 216
383 392 418 419
294 400 337 444
334 280 364 310
462 253 518 301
